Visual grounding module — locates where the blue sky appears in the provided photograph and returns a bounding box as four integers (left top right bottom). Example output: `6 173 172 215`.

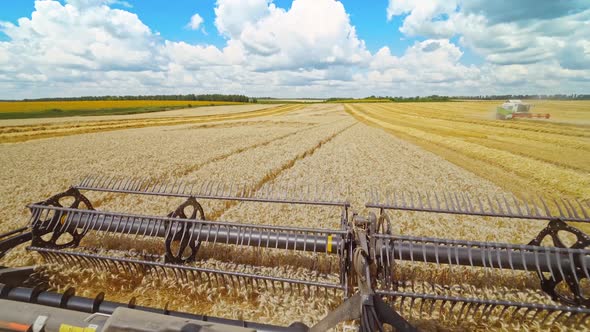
0 0 588 98
1 1 414 54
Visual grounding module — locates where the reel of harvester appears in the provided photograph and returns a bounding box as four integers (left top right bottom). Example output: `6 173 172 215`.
0 175 589 331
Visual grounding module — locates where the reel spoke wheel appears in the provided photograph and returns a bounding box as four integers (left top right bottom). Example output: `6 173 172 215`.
31 188 93 249
165 197 205 264
529 219 590 306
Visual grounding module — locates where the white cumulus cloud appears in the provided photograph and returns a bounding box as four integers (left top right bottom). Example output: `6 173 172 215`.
0 0 588 99
187 13 204 31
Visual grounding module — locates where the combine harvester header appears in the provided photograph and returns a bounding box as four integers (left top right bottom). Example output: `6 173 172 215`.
0 176 588 331
496 100 551 120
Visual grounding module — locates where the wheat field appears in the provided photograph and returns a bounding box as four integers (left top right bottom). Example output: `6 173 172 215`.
0 101 588 330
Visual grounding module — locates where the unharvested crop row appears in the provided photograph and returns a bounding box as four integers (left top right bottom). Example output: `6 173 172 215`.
367 103 590 172
347 104 590 201
378 103 590 141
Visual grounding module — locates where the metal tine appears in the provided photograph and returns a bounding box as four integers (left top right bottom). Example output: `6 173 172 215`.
418 191 426 210
91 174 106 188
173 179 183 195
502 194 513 216
125 177 138 191
281 182 288 201
453 192 462 212
79 175 91 187
511 195 524 217
463 193 474 213
254 183 263 199
129 177 140 192
104 176 117 191
430 297 439 319
572 251 590 285
575 199 589 220
551 248 568 287
195 180 205 196
446 192 457 211
103 175 115 189
119 177 131 191
442 192 451 211
532 247 544 283
176 180 186 196
262 182 270 199
207 181 215 196
78 211 94 236
272 182 280 201
88 211 102 237
29 207 43 228
537 195 552 218
55 209 69 234
186 182 196 196
132 216 145 239
96 174 109 188
285 181 292 201
473 195 484 215
269 183 275 201
580 251 590 281
96 175 109 190
102 175 119 190
552 197 566 219
559 197 574 219
433 192 441 210
227 182 235 198
521 194 532 217
239 181 246 198
99 175 114 189
209 181 218 197
563 198 580 219
483 195 495 215
409 191 418 209
300 183 307 202
494 196 506 215
160 178 171 194
138 177 150 192
153 180 166 194
150 179 162 194
168 178 182 194
184 180 194 196
117 177 129 190
81 175 94 187
214 182 223 197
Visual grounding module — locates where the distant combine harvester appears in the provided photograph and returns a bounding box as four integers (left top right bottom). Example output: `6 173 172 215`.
496 99 551 120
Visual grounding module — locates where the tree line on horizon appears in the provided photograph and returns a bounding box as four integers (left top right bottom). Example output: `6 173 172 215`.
4 93 589 103
326 94 590 102
11 94 254 103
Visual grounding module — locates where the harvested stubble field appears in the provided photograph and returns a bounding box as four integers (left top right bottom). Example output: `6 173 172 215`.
0 101 589 330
